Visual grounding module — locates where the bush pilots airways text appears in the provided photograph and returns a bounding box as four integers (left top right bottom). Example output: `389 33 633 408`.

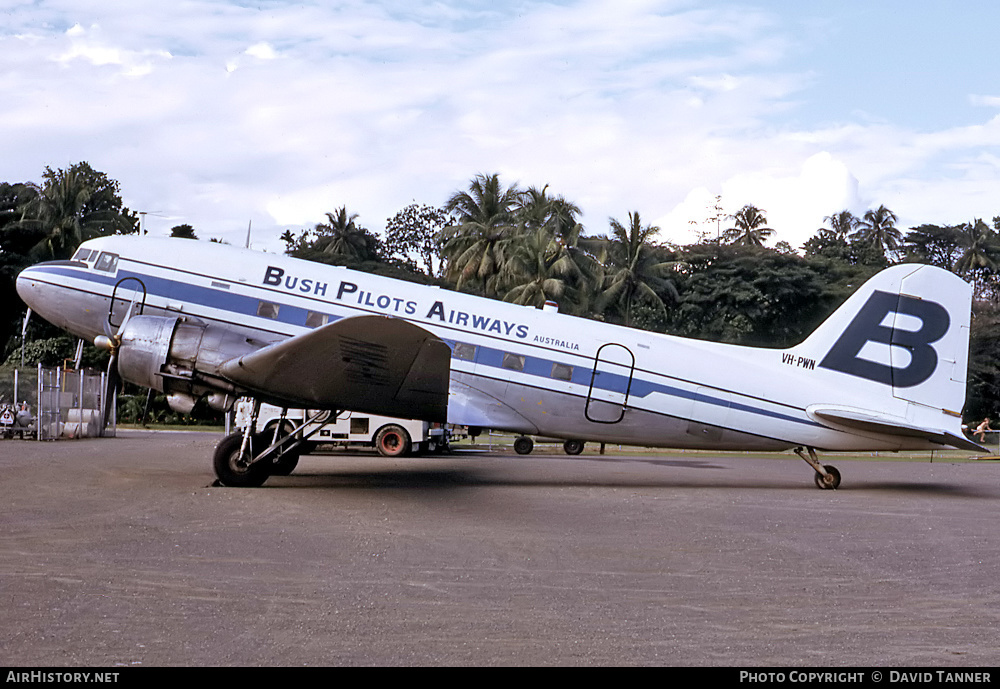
263 265 539 344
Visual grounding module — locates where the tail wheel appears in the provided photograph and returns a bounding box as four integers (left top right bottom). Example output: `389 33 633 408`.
375 424 411 457
213 432 271 487
814 465 841 490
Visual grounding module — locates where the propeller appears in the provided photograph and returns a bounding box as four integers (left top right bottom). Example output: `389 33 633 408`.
95 293 141 435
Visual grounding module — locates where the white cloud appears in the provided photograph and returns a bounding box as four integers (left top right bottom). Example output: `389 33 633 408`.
970 94 1000 109
0 0 997 256
659 153 861 249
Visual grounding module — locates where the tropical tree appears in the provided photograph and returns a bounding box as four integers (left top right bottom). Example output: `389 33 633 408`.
852 205 901 257
17 163 138 259
822 210 858 241
597 212 679 327
384 204 452 278
170 224 198 240
954 218 1000 299
439 173 525 295
0 183 41 258
903 224 964 270
313 206 381 261
516 185 583 243
499 225 601 314
722 204 774 247
666 243 834 346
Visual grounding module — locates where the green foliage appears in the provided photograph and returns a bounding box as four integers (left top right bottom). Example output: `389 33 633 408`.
439 173 525 296
170 224 198 240
384 204 452 278
15 162 139 260
851 204 901 260
665 244 834 347
115 388 224 426
967 302 1000 420
595 212 678 327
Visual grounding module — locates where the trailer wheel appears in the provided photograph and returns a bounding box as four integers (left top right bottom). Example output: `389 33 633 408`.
375 424 411 457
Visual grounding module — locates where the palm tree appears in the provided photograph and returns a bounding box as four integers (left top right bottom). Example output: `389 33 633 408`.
822 210 858 240
598 212 679 327
500 225 602 313
440 173 525 295
955 219 999 298
723 205 774 247
852 205 901 256
314 207 370 260
13 163 137 259
24 167 92 258
516 185 583 244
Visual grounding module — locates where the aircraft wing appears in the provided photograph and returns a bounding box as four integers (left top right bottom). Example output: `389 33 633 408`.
808 406 987 453
219 314 451 422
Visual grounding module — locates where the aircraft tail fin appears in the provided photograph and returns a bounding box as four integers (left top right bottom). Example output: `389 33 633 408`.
790 263 978 451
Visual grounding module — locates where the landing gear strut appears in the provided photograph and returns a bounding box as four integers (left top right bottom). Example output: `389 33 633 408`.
213 402 329 487
794 446 841 490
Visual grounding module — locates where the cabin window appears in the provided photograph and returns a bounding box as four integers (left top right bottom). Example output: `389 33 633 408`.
453 342 476 362
306 311 329 328
551 363 573 382
94 252 119 273
501 352 525 372
256 301 280 320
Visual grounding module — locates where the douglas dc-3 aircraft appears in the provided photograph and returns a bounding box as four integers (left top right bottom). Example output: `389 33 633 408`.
16 236 985 488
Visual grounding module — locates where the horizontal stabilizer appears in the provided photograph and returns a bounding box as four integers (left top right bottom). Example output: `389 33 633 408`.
809 406 987 453
220 315 451 422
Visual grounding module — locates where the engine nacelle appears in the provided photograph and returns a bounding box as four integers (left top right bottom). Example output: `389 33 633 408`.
117 315 268 412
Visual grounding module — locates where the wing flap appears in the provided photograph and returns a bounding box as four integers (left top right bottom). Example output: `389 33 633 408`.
220 315 450 422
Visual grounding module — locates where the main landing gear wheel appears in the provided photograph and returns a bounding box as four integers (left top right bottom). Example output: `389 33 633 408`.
563 439 585 455
263 421 301 476
513 436 534 455
814 465 841 490
375 424 411 458
213 432 271 487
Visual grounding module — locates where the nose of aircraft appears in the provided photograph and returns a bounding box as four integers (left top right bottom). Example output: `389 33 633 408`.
15 259 110 344
15 263 42 308
15 261 80 336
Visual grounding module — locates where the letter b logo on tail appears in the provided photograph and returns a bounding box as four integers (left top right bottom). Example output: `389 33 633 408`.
820 291 949 388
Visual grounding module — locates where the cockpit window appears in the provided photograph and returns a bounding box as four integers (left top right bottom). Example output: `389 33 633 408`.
94 252 119 273
73 248 93 262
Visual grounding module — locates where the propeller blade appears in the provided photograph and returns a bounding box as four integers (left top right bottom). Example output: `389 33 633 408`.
116 292 142 338
101 354 121 437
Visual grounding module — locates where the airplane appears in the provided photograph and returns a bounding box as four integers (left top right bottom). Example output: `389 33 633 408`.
16 235 985 488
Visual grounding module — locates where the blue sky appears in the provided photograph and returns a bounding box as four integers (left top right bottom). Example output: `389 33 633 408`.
2 0 998 253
